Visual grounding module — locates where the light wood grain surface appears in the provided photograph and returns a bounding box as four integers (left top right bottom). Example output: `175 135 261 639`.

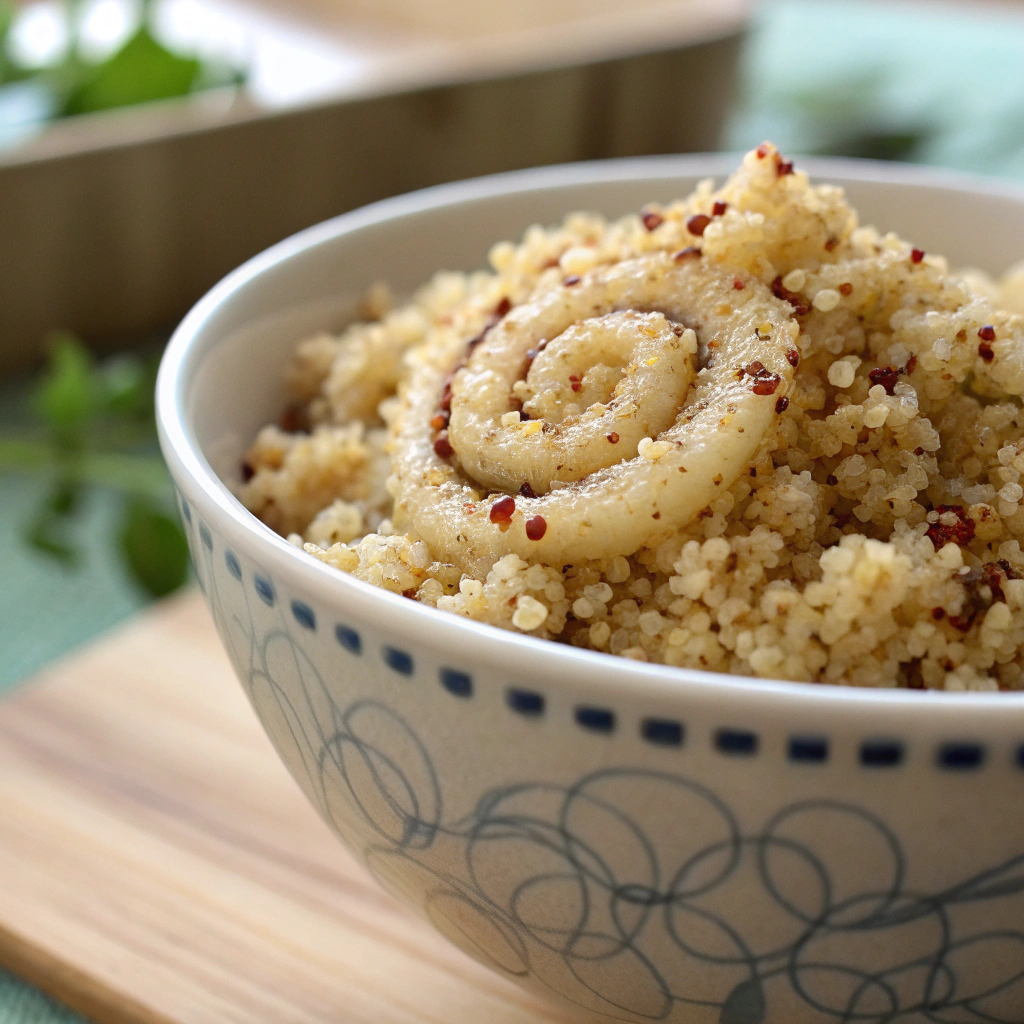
0 592 577 1024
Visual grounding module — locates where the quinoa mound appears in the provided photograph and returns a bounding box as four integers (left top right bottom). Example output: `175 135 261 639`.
238 144 1024 691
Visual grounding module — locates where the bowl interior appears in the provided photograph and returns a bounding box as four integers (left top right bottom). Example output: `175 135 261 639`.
177 155 1024 486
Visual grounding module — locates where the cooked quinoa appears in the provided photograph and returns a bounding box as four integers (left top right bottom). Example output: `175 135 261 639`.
239 143 1024 690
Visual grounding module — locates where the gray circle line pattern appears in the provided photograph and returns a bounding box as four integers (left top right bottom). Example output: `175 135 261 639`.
188 510 1024 1024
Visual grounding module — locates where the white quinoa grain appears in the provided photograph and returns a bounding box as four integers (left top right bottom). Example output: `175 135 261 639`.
524 563 549 590
828 359 858 388
677 570 711 600
512 595 548 631
639 610 665 636
782 268 806 291
606 555 631 583
407 541 431 568
488 241 515 271
559 246 599 275
494 554 526 580
813 288 841 312
704 537 731 563
864 404 890 429
985 602 1012 632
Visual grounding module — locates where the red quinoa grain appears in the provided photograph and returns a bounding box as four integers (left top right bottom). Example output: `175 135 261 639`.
433 432 454 459
926 505 976 549
525 516 547 541
687 214 712 237
868 366 900 395
489 495 516 526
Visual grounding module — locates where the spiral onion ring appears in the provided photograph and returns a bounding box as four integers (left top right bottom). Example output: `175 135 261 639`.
454 308 697 494
390 252 798 570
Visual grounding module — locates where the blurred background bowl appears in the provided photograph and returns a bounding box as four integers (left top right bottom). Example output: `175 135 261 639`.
0 0 749 376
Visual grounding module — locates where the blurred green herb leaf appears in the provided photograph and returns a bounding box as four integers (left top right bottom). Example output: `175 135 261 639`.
62 26 201 117
733 60 938 165
27 480 81 565
0 0 245 145
35 331 98 447
1 333 189 599
99 352 154 419
120 499 189 597
0 2 15 83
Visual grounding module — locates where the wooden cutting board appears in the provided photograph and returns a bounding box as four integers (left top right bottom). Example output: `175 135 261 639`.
0 591 575 1024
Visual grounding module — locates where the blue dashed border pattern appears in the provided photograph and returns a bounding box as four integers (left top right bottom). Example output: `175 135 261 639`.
384 646 414 676
335 624 361 654
181 501 1024 773
789 736 829 763
575 706 616 733
715 728 759 756
440 668 473 698
291 600 316 631
254 575 275 607
860 739 904 768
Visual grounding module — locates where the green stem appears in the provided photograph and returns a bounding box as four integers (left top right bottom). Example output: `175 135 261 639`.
0 422 159 448
65 0 86 58
0 439 172 502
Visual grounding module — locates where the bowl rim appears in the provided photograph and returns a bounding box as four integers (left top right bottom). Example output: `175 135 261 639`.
157 151 1024 717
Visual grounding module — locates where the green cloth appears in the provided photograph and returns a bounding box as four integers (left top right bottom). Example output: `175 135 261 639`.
0 475 151 692
0 974 83 1024
5 0 1024 1019
0 379 151 695
728 0 1024 178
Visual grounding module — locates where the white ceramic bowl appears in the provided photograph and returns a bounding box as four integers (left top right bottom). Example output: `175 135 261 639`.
157 156 1024 1024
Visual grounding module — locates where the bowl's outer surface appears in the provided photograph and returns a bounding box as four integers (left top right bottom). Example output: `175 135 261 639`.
158 157 1024 1024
